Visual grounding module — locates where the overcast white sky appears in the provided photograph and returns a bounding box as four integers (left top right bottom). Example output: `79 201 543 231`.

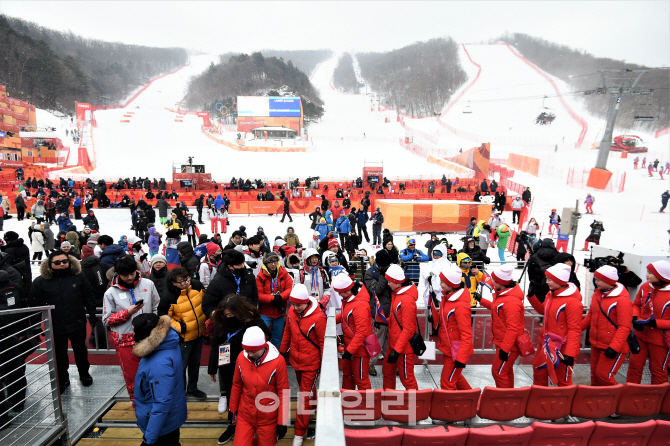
1 1 668 67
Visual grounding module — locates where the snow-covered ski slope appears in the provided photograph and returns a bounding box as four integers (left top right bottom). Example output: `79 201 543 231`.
402 44 669 254
88 53 448 181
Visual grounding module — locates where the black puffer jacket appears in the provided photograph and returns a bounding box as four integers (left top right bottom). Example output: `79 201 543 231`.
80 255 110 307
177 242 200 277
149 266 170 301
0 252 26 292
202 266 259 317
527 241 559 303
28 255 96 333
363 265 392 321
207 318 270 376
1 239 32 289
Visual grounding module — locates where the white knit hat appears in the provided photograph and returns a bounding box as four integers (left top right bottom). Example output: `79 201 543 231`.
594 265 619 286
289 283 310 304
385 264 405 284
274 239 287 247
492 264 515 286
545 263 571 286
332 274 354 293
647 260 670 282
241 326 267 351
439 266 463 289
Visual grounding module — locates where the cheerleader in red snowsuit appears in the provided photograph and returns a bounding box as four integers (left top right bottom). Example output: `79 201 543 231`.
333 274 372 390
627 260 670 384
528 263 583 386
279 284 326 446
476 265 525 388
582 265 632 386
382 264 420 390
228 326 290 446
436 265 474 390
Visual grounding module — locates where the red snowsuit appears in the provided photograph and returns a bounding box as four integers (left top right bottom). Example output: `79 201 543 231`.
627 282 670 384
479 285 525 388
336 286 373 390
581 283 632 386
256 265 293 319
437 287 474 390
279 297 326 437
382 284 419 390
229 345 290 446
529 282 583 386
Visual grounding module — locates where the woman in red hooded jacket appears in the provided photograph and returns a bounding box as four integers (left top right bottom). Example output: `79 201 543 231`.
528 263 583 386
229 326 289 446
334 274 372 390
581 265 632 386
382 264 419 390
475 265 524 388
256 252 293 349
437 265 474 390
279 284 326 446
627 260 670 384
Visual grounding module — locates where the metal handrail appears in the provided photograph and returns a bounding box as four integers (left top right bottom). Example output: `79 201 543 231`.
315 307 346 446
0 305 69 445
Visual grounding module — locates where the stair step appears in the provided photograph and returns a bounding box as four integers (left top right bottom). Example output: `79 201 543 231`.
78 439 314 446
103 402 315 422
100 427 300 439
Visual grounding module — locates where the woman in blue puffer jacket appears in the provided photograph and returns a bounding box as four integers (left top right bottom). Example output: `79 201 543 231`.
132 314 187 445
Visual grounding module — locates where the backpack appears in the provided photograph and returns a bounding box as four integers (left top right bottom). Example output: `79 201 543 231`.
466 225 475 236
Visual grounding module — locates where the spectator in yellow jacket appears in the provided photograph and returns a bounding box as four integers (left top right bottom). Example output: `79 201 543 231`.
457 252 483 307
157 266 207 399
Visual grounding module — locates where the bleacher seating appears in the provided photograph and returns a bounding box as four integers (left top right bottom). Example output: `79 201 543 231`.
429 388 481 423
381 389 432 423
346 420 670 446
570 384 624 419
616 382 669 418
341 389 383 422
588 420 657 446
524 385 576 421
528 420 595 446
400 426 468 446
477 386 531 422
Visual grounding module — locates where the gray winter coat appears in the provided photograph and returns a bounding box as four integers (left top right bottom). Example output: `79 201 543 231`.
157 199 170 218
43 222 56 250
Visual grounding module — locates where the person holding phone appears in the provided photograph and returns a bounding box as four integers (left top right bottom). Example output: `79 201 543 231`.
103 255 160 406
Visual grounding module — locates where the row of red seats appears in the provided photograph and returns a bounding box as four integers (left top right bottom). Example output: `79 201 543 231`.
341 382 670 423
346 419 667 446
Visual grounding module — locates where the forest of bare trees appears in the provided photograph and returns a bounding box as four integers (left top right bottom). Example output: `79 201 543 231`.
0 15 187 113
357 38 467 117
186 52 325 122
499 33 669 132
332 53 359 93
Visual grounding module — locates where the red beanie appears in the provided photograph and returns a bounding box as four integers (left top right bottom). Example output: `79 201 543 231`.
328 238 340 250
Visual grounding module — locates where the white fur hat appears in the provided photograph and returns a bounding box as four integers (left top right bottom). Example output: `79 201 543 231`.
545 263 571 286
289 283 310 304
647 260 670 282
439 266 463 289
385 264 405 284
241 326 267 351
594 265 619 286
492 264 515 286
332 274 354 293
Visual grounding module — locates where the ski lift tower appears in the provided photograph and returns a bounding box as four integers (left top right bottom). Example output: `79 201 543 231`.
585 70 652 172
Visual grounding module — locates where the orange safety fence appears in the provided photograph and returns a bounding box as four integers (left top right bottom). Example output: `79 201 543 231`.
507 153 540 177
566 168 626 193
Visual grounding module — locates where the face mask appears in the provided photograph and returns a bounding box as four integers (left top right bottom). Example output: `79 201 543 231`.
232 268 244 277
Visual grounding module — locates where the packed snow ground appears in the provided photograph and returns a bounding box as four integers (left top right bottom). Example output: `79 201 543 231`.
83 53 448 182
28 44 669 269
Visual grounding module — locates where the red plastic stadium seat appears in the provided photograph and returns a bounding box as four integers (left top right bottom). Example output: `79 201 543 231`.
588 420 657 446
662 387 670 415
465 425 533 446
401 426 468 446
477 386 531 421
430 388 481 423
525 385 577 420
382 389 433 422
345 427 404 446
617 382 670 417
528 421 595 446
341 389 383 423
570 384 623 419
649 419 670 446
